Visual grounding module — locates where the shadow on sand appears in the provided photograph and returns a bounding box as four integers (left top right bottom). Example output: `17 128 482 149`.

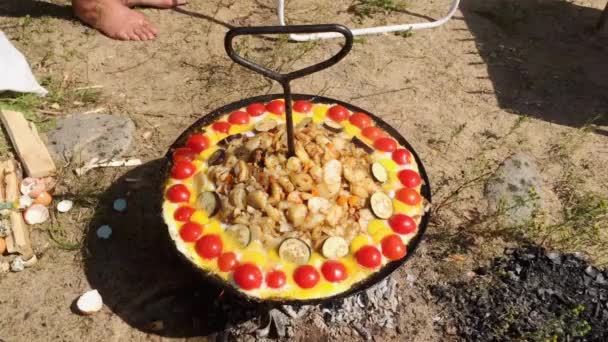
83 159 258 338
460 0 608 132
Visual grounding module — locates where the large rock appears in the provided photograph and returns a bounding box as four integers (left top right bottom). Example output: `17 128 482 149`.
484 153 544 227
47 114 135 166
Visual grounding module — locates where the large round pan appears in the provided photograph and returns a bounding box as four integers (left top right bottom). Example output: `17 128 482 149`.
160 93 432 307
159 24 431 307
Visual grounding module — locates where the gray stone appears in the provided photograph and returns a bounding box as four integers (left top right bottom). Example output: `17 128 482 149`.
46 114 135 166
484 153 544 227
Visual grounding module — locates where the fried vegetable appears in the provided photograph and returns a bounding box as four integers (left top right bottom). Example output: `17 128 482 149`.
247 190 268 210
197 191 221 216
352 136 374 154
370 191 393 219
254 118 278 132
323 120 344 133
208 149 226 166
290 173 314 192
278 238 311 264
322 236 349 259
218 134 243 146
226 224 251 247
286 203 308 226
371 162 388 183
323 159 342 185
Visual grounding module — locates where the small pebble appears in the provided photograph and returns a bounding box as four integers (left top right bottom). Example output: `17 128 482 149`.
97 225 112 239
57 200 74 213
11 257 25 272
142 131 153 140
0 261 9 273
113 198 127 212
51 103 60 110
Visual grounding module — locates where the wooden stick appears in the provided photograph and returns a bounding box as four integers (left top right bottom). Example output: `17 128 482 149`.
0 110 56 178
3 160 33 259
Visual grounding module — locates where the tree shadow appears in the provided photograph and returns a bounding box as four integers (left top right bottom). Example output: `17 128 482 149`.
83 159 259 338
461 0 608 129
0 0 74 20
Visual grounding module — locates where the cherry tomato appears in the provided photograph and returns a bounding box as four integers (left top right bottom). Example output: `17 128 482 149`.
293 265 320 289
396 188 422 206
356 245 382 268
374 137 397 152
166 184 190 203
392 148 411 165
228 111 250 125
398 169 422 188
179 222 203 242
186 134 210 153
218 252 238 272
195 234 223 259
327 105 349 122
362 126 385 141
212 121 231 133
321 261 347 283
293 100 312 113
172 147 197 163
266 270 287 289
266 100 285 115
171 160 196 180
246 103 266 116
234 263 263 290
174 206 195 221
388 214 417 234
349 112 372 129
381 234 407 260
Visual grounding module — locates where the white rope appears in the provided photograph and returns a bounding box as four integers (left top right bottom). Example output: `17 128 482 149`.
276 0 460 41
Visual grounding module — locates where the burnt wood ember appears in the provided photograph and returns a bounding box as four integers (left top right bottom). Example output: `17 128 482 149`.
432 246 608 341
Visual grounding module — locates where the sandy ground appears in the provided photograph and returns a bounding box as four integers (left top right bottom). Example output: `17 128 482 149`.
0 0 607 341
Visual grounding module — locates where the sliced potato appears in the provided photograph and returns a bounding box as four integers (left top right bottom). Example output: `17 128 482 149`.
370 191 393 219
278 238 311 264
226 224 251 247
323 159 342 185
371 162 388 183
197 191 220 216
254 119 278 132
322 236 349 259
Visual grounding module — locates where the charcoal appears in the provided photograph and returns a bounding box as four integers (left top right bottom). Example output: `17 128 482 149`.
433 246 608 341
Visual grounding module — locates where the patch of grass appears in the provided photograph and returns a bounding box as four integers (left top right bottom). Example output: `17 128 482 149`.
349 0 408 19
394 28 414 38
522 304 591 341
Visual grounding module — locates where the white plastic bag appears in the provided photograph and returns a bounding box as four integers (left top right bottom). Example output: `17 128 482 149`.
0 31 48 96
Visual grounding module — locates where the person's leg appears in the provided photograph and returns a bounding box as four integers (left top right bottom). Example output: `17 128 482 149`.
72 0 185 41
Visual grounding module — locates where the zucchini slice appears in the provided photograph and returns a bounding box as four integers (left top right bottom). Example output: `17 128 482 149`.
226 224 251 248
323 120 343 133
196 191 221 217
352 137 374 154
370 191 393 219
278 238 311 265
371 162 388 183
321 236 349 259
208 149 226 166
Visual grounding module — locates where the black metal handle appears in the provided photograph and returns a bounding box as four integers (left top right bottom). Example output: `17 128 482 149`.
225 24 353 158
224 24 353 83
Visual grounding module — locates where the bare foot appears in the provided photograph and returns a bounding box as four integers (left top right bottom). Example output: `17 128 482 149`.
72 0 160 41
125 0 187 8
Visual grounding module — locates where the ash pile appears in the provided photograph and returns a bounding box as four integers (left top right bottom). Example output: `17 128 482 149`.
432 246 608 341
222 277 401 341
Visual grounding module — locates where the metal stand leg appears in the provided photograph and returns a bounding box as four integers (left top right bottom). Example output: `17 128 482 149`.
276 0 460 41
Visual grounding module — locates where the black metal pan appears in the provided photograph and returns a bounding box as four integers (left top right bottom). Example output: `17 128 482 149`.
160 24 431 307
